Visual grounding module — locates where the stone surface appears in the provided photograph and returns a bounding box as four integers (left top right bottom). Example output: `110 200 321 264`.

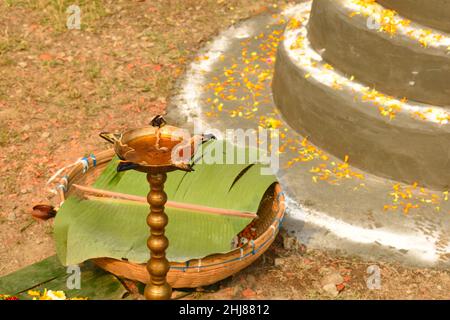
7 212 16 222
281 231 299 251
322 283 339 297
274 258 287 268
169 1 450 268
320 272 344 287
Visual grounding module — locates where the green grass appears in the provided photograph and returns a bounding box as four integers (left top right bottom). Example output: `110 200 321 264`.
82 102 109 117
86 62 102 81
0 127 11 147
67 87 82 100
0 37 28 55
5 0 107 32
0 56 16 67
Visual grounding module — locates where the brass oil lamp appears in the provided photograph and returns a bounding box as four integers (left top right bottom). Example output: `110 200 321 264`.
100 116 214 300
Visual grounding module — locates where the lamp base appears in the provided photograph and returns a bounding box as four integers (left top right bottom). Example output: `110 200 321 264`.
144 282 172 300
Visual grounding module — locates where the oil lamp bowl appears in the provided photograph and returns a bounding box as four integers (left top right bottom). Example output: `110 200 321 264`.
100 125 196 174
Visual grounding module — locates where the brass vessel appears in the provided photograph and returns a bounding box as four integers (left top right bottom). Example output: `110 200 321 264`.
100 116 214 300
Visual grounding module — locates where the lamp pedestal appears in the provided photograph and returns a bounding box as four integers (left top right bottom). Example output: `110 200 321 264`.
144 172 172 300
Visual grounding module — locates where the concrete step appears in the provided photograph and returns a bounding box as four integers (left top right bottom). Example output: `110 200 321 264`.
309 0 450 107
378 0 450 33
273 11 450 191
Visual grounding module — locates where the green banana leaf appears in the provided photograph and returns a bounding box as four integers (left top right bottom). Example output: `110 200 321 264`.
0 256 127 300
54 140 277 265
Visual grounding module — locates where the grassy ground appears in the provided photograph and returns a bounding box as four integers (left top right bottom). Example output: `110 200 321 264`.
0 0 449 299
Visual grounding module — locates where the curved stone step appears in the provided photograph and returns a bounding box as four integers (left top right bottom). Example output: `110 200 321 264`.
273 12 450 190
377 0 450 34
308 0 450 107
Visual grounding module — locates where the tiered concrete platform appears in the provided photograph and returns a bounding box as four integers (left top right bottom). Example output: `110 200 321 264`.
168 1 450 268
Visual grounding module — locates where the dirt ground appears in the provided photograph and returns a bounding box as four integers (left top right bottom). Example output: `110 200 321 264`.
0 0 449 300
